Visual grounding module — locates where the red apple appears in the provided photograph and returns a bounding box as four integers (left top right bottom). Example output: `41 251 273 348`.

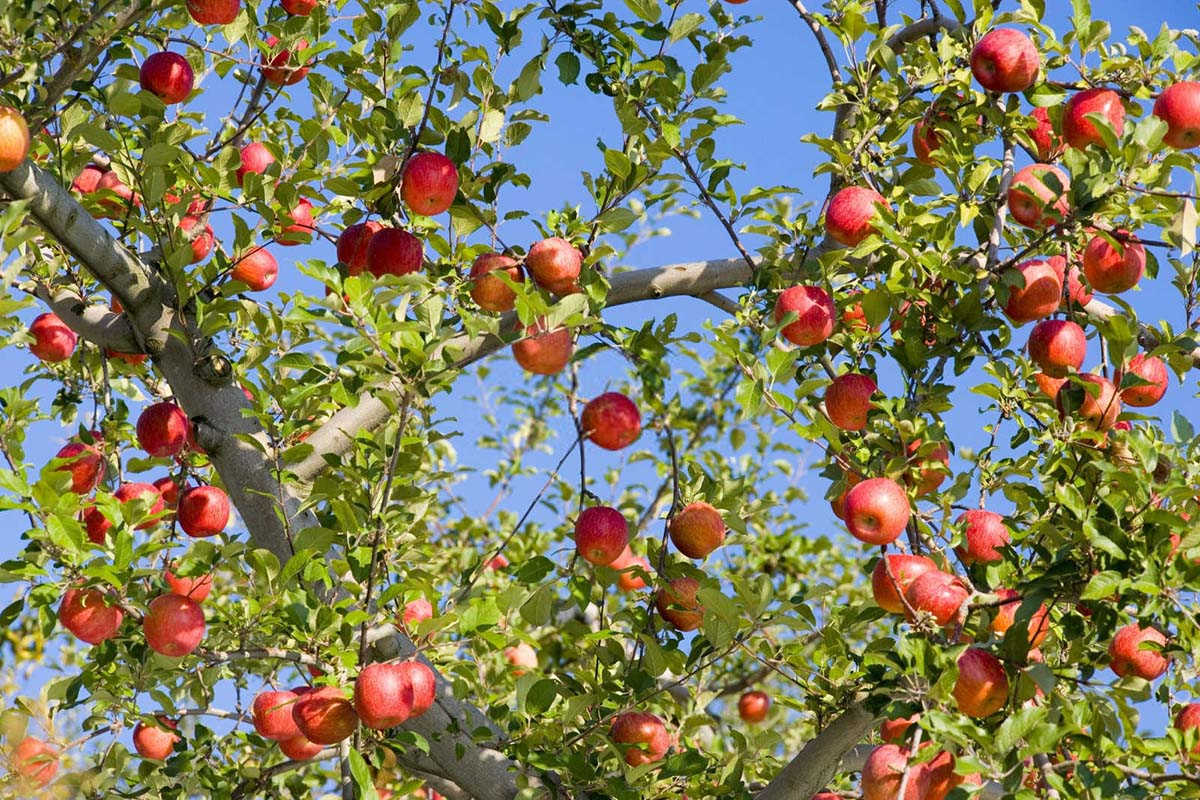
1029 106 1063 161
281 0 318 14
395 661 435 717
236 142 275 185
143 594 205 657
401 152 459 216
469 252 524 312
512 320 572 375
575 505 629 566
279 733 324 760
737 691 770 723
366 227 423 277
402 597 434 627
1154 81 1200 149
879 714 918 744
132 717 179 761
355 663 415 729
923 750 980 800
1063 263 1092 308
970 29 1040 92
825 185 887 247
830 471 862 520
336 221 383 275
841 294 877 333
1056 373 1121 431
861 744 928 800
1116 353 1168 407
11 737 58 788
843 477 910 545
96 169 141 217
956 509 1010 565
179 215 214 263
610 546 651 592
1108 623 1169 680
139 52 194 105
0 106 29 172
1027 319 1086 378
991 589 1050 649
486 554 509 571
187 0 240 24
668 501 726 559
263 36 310 85
292 686 358 744
164 564 212 602
954 648 1008 718
908 438 949 496
178 485 231 537
610 711 669 766
72 163 106 195
1175 702 1200 758
871 553 937 614
1062 88 1124 150
253 690 302 741
231 247 278 291
825 372 877 431
1034 371 1067 399
525 237 582 295
504 642 537 674
154 476 181 508
1082 230 1144 294
656 576 704 632
59 586 124 645
137 401 191 458
903 570 969 627
774 285 835 346
53 440 104 494
85 482 167 543
29 312 77 362
911 112 943 166
581 392 641 450
279 198 315 245
1007 164 1070 228
1002 258 1063 323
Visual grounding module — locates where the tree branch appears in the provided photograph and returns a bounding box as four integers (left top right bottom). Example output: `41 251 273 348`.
754 702 874 800
33 286 139 352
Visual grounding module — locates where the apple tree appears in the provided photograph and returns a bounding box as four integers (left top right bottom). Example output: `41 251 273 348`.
0 0 1198 798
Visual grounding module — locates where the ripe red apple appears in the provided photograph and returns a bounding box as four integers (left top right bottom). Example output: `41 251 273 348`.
72 163 106 195
581 392 641 450
970 29 1040 92
281 0 318 14
1082 230 1144 294
610 546 651 592
1034 371 1067 399
1116 353 1168 407
355 663 416 729
133 717 179 760
843 477 910 545
1007 163 1070 228
263 36 311 85
179 216 214 263
861 744 928 800
59 586 124 645
1175 702 1200 758
1056 373 1122 431
906 439 949 497
575 505 630 565
774 285 835 346
402 597 434 627
830 470 862 520
401 152 459 216
143 594 205 657
86 482 167 543
0 106 29 172
231 247 278 291
1108 623 1169 680
187 0 239 23
1029 106 1063 161
153 476 181 508
139 52 194 105
954 648 1008 718
841 294 877 333
279 198 315 245
366 227 423 277
1062 88 1125 150
1063 263 1093 308
1154 81 1200 149
486 553 509 571
336 220 383 275
469 252 524 311
137 401 191 458
737 691 770 723
991 589 1050 649
871 553 937 614
1027 319 1086 378
292 686 358 744
11 737 58 788
164 564 212 602
656 576 704 632
279 733 324 760
95 169 141 217
29 312 77 362
610 711 669 766
53 440 104 494
911 112 943 166
512 320 572 375
825 185 887 247
956 509 1010 565
923 750 981 800
903 570 969 627
1002 258 1063 323
504 642 538 675
178 485 231 537
825 372 876 430
236 142 275 185
526 237 582 295
253 690 302 741
879 714 918 744
668 501 726 559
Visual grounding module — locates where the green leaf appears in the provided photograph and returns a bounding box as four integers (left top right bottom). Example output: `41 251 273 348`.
669 12 704 42
554 52 580 85
347 749 379 800
519 583 554 626
1080 570 1121 600
622 0 660 23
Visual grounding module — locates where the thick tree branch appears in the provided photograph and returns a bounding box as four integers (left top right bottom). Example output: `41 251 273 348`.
33 286 139 352
754 702 874 800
